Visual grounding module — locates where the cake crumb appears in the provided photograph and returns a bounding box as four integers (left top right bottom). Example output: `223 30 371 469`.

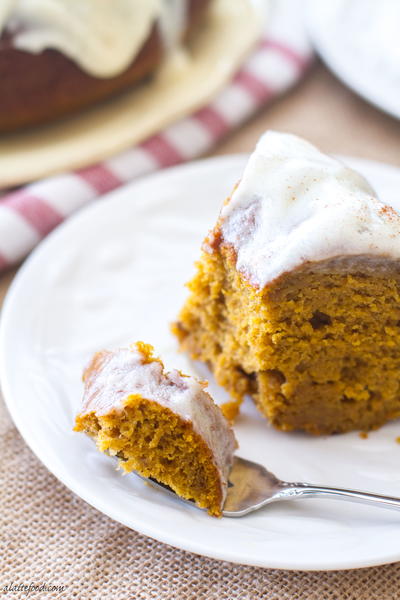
395 436 400 444
221 400 241 423
359 432 368 439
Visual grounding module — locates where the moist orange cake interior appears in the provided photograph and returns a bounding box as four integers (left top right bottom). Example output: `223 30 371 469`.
74 342 236 516
173 249 400 435
173 131 400 435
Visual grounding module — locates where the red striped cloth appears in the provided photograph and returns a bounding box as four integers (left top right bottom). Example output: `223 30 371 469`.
0 13 313 272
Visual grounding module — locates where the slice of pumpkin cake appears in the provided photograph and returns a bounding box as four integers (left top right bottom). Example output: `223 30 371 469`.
74 342 236 516
173 131 400 435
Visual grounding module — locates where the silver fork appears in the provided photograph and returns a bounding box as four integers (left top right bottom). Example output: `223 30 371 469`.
139 456 400 517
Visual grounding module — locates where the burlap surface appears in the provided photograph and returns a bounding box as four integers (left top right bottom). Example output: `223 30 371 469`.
1 396 399 600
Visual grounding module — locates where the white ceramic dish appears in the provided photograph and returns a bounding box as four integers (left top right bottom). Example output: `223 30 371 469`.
2 154 400 571
306 0 400 120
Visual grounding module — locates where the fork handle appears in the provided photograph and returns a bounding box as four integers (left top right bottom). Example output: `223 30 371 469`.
282 483 400 511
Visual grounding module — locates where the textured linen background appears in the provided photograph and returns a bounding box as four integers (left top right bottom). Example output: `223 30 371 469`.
1 395 399 599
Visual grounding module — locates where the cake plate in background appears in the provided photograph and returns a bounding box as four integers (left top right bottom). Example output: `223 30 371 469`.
0 0 267 187
306 0 400 120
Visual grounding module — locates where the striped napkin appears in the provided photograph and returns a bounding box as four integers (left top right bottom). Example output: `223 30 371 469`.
0 3 313 273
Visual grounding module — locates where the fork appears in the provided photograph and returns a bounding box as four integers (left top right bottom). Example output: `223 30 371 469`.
139 456 400 517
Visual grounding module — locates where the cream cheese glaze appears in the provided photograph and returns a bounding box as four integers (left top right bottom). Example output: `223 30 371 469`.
81 344 236 502
1 0 189 77
219 131 400 288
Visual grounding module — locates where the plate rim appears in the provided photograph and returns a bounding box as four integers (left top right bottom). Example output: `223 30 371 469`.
305 0 400 121
2 153 400 571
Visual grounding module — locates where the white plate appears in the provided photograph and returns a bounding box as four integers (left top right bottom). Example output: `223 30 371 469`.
2 154 400 571
306 0 400 120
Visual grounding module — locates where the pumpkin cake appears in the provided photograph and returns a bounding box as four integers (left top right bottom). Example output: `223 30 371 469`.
173 131 400 435
0 0 211 132
74 342 236 516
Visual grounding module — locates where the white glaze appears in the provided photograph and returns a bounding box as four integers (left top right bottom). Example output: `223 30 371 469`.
81 344 236 505
1 0 188 77
219 131 400 288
